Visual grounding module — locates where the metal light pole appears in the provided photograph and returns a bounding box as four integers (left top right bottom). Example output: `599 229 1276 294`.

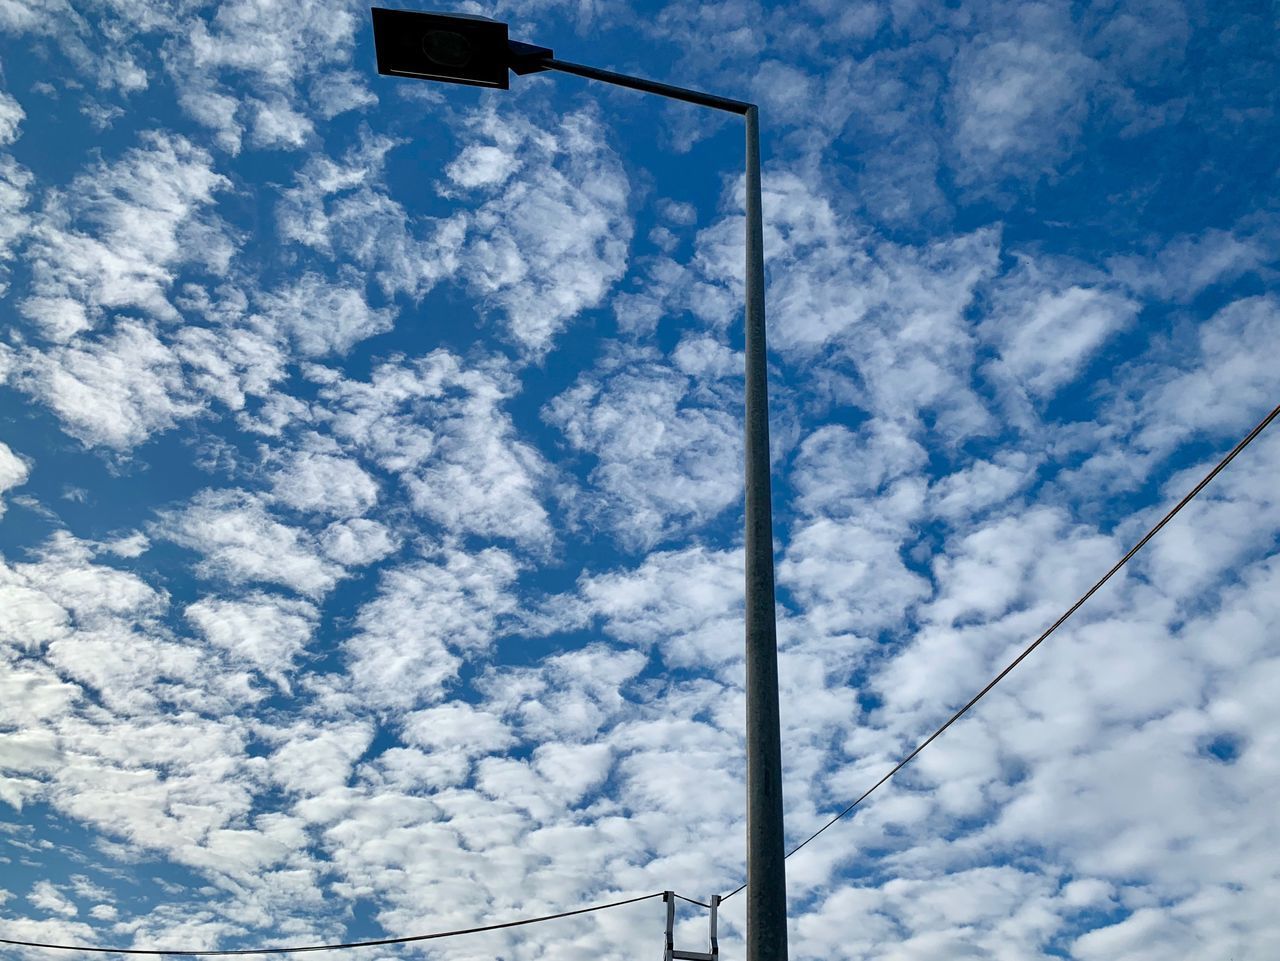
369 11 787 960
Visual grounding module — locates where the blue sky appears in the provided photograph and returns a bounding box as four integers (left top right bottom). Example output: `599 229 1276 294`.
1 0 1278 958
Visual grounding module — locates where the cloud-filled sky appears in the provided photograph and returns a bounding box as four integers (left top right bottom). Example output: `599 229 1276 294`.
1 0 1278 958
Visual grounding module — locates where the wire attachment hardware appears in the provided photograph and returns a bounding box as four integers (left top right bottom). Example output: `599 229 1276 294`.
662 892 720 961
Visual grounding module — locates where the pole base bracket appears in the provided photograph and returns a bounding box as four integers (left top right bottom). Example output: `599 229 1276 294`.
663 892 720 961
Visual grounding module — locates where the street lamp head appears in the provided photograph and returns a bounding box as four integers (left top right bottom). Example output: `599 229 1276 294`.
371 8 553 90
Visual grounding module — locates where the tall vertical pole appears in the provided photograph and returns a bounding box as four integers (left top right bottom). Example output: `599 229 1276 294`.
508 57 788 960
376 25 785 957
743 104 788 961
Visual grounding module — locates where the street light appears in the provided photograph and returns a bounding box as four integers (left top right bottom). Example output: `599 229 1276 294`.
369 10 788 961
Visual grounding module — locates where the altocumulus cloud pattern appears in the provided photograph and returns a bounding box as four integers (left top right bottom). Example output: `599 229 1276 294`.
1 1 1279 959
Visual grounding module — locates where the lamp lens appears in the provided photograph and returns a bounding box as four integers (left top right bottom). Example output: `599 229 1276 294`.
423 30 472 68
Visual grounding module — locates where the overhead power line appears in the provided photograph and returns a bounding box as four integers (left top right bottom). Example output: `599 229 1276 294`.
672 894 713 909
722 400 1280 902
0 891 666 957
7 406 1277 939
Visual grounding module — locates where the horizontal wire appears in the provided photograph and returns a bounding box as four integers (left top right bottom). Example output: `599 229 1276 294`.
0 892 666 957
672 894 713 909
721 400 1280 902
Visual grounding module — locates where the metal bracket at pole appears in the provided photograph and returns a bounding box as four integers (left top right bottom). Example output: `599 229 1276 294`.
663 892 720 961
507 39 554 75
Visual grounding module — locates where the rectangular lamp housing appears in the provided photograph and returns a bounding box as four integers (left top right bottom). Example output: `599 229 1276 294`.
371 8 510 89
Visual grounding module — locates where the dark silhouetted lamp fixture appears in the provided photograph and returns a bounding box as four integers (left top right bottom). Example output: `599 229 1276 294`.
371 8 552 88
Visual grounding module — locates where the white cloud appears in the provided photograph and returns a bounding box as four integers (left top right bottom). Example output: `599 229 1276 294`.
9 285 291 450
948 34 1097 191
13 531 167 630
0 1 152 92
5 0 362 154
402 702 515 755
308 70 377 120
252 271 394 357
1086 0 1191 85
155 489 345 598
19 131 232 338
750 60 817 116
929 450 1039 522
79 99 125 131
446 144 521 189
342 546 522 711
1108 226 1268 304
1058 294 1280 498
262 719 374 796
794 867 1062 960
658 198 697 226
0 441 31 516
0 659 79 741
319 518 397 567
1133 295 1280 445
277 132 400 251
177 87 245 154
27 880 76 918
0 89 24 145
478 643 650 742
981 260 1139 400
791 421 928 514
544 342 742 549
0 153 33 278
646 0 766 81
0 531 265 726
449 107 632 354
248 95 314 149
319 351 554 547
185 592 318 691
182 0 359 92
574 546 742 669
0 576 71 656
276 131 463 300
266 435 379 517
1139 430 1280 602
174 318 289 414
811 52 950 228
12 319 203 449
278 106 629 354
681 170 1001 438
781 504 931 640
69 875 112 903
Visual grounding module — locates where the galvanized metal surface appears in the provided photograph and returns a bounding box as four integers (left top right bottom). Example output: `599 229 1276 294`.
664 892 723 961
741 105 788 961
545 59 752 114
543 60 789 961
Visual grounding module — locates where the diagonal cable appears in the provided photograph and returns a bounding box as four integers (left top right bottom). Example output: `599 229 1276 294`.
722 400 1280 901
0 892 666 957
672 894 712 909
